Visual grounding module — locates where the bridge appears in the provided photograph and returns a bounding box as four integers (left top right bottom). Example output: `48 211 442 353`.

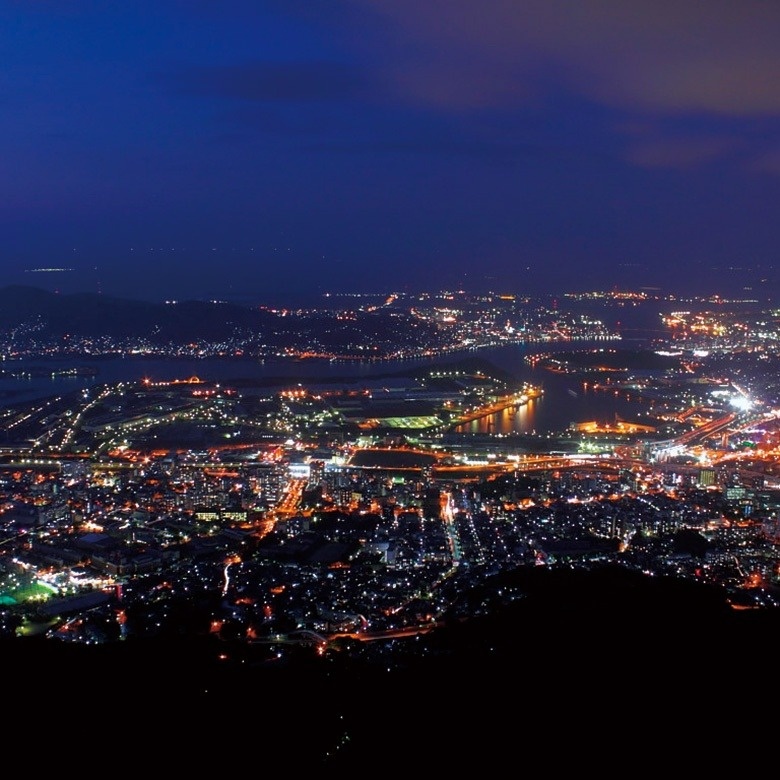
645 409 777 459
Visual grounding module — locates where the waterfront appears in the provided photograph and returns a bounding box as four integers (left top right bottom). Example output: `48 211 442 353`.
0 342 655 436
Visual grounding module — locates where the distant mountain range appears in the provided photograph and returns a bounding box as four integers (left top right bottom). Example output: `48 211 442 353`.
0 285 441 354
0 285 279 341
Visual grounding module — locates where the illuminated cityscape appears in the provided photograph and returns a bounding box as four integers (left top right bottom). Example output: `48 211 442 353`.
2 286 779 761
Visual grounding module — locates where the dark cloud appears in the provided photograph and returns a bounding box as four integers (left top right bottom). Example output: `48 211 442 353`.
165 60 370 103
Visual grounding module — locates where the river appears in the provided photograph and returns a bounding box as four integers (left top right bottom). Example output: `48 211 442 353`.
0 340 659 436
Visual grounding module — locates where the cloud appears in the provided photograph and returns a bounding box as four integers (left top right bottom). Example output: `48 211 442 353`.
166 60 370 103
623 134 739 169
343 0 780 117
745 147 780 175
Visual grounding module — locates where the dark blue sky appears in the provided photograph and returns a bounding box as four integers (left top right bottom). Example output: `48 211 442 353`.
4 1 780 304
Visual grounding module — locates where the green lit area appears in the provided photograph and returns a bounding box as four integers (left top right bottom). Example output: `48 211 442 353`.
0 577 56 606
370 416 443 429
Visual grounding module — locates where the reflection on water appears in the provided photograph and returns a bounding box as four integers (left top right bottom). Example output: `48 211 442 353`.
451 377 655 436
452 397 541 435
0 344 658 435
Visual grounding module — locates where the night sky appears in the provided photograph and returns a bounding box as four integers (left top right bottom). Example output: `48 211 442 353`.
4 1 780 304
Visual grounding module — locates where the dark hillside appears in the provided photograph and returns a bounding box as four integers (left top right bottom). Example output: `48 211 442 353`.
0 284 274 340
0 285 441 353
7 565 778 767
